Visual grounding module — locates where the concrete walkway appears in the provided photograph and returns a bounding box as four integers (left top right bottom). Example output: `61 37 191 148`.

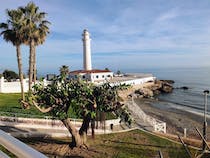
125 98 166 133
125 99 154 131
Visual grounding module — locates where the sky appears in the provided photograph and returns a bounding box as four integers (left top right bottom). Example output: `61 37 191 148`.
1 0 210 75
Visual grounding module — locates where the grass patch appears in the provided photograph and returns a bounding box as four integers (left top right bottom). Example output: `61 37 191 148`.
0 93 47 118
0 93 117 119
91 130 195 158
0 144 17 158
21 129 199 158
0 93 20 107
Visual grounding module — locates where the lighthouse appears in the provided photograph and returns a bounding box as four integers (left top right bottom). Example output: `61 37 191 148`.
69 29 113 83
82 29 92 70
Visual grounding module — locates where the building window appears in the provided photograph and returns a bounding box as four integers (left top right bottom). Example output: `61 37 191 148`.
75 75 77 78
107 75 111 77
83 75 86 79
96 75 99 78
102 75 104 78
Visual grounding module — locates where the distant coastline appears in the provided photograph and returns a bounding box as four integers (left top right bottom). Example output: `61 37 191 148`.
120 67 210 139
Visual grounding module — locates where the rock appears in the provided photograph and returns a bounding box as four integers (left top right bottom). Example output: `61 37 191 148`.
160 80 175 84
153 90 161 95
161 84 173 93
134 89 144 95
152 80 173 93
179 86 189 90
133 79 174 99
134 88 154 98
174 86 189 90
142 88 154 98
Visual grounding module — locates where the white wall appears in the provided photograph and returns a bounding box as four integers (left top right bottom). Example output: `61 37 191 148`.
69 72 114 83
0 77 28 93
0 76 155 93
0 77 52 93
91 72 113 82
111 77 156 86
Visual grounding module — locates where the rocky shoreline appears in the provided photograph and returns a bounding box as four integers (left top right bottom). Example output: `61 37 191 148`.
121 79 210 140
132 80 174 99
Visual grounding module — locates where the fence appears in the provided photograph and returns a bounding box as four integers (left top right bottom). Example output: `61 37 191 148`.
0 77 52 93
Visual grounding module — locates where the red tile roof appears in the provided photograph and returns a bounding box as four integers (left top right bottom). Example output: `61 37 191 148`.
70 69 112 74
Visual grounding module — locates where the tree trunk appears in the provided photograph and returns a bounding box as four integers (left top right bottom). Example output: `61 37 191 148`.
62 118 87 148
79 115 91 145
33 48 36 84
29 39 35 91
16 45 25 101
91 119 95 139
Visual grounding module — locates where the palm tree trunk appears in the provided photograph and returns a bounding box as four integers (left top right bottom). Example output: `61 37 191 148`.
29 39 35 90
16 45 25 101
33 48 36 83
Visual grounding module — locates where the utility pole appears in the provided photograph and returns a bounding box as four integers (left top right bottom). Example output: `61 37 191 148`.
203 90 209 151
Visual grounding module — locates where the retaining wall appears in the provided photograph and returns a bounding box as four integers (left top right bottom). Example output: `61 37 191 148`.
0 116 121 130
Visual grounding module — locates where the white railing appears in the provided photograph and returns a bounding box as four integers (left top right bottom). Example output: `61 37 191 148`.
126 97 166 133
0 129 47 158
0 150 9 158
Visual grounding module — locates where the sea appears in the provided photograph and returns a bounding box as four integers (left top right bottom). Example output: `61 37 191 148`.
128 67 210 115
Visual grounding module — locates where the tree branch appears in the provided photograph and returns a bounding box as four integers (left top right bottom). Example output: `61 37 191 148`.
32 101 54 113
21 100 30 109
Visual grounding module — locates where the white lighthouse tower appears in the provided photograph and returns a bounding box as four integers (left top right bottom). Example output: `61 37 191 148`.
69 29 113 83
82 29 92 70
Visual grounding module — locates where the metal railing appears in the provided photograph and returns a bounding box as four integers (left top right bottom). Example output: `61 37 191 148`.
0 129 47 158
0 150 10 158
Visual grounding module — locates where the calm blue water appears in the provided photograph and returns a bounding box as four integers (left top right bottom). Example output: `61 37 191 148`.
131 67 210 114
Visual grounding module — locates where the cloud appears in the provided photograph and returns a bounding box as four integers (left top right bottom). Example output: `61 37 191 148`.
156 8 179 22
1 0 210 74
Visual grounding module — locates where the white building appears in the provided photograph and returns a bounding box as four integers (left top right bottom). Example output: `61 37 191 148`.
69 69 113 83
69 29 113 83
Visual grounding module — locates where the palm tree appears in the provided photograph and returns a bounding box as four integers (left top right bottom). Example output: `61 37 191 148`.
59 65 70 79
0 9 26 100
20 2 50 90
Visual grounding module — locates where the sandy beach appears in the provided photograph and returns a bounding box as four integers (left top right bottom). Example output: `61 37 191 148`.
118 81 210 141
134 97 210 140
